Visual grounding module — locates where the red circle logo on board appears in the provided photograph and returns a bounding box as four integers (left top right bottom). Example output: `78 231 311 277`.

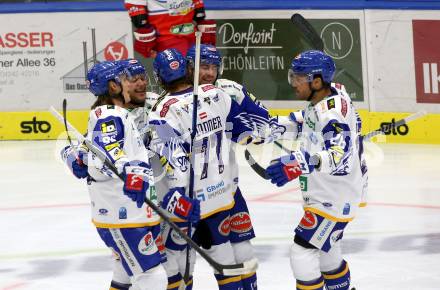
104 41 128 61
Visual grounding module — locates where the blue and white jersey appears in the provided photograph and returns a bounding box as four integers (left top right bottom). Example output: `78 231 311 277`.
148 84 253 218
86 105 160 228
298 87 363 221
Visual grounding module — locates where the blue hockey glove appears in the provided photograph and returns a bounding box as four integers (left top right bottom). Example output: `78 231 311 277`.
162 187 201 223
266 154 303 187
60 145 88 179
266 150 319 186
122 161 151 208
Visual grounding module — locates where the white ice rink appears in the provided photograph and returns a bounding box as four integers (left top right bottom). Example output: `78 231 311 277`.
1 140 440 290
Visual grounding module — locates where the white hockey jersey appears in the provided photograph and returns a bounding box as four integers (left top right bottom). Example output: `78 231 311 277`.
148 84 253 219
86 105 160 228
297 88 363 221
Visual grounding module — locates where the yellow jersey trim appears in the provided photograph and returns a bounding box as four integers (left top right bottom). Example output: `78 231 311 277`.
93 220 160 228
201 200 235 219
304 207 354 222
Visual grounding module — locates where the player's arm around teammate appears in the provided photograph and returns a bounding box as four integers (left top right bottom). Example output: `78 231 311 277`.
73 61 168 290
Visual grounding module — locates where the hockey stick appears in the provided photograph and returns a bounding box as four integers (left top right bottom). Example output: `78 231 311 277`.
244 111 427 179
62 98 78 158
181 31 202 288
291 13 324 51
49 106 258 276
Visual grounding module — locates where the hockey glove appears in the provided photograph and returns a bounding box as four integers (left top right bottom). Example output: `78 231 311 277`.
266 154 303 187
133 25 157 58
60 145 88 179
197 19 217 46
125 3 147 27
122 161 151 208
193 7 206 22
161 187 201 223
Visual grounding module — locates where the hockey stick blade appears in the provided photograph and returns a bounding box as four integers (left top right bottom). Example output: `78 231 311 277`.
49 106 257 276
244 148 270 180
363 111 427 141
291 13 324 50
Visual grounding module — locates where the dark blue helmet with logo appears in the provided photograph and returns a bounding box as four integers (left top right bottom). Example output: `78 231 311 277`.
187 44 222 67
289 50 336 84
118 58 147 80
87 61 123 96
153 48 187 85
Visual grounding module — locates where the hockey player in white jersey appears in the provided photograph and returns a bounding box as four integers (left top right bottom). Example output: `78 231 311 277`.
265 50 361 290
61 60 167 290
186 43 283 290
148 48 257 290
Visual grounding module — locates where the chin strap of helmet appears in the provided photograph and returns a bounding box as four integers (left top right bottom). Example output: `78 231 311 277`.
307 76 326 102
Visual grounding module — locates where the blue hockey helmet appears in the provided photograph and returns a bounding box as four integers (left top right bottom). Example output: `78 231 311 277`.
87 61 123 96
187 44 222 67
118 58 147 80
288 50 336 85
153 48 187 85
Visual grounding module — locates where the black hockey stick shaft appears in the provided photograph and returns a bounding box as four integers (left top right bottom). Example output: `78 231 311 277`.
291 13 324 51
49 106 256 276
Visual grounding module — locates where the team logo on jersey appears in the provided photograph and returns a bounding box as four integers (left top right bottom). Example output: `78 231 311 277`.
101 120 116 133
218 216 231 236
203 96 211 105
230 212 253 234
138 232 158 256
169 61 180 70
299 211 318 230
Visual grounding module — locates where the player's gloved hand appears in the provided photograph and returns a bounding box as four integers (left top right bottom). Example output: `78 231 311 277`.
289 110 304 124
266 153 303 187
122 161 151 208
193 7 206 22
60 145 88 179
133 25 157 58
197 19 216 45
161 187 201 223
125 3 148 27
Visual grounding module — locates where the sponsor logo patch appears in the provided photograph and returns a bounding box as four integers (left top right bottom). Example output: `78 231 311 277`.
230 212 253 234
218 216 231 236
160 98 179 117
299 211 318 230
138 232 157 256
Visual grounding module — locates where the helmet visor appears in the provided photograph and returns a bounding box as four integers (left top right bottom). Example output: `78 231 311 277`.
287 69 313 86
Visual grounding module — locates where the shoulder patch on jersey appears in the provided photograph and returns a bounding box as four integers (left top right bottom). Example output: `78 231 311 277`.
341 98 348 117
160 98 179 118
94 107 102 118
327 98 336 110
201 84 216 92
